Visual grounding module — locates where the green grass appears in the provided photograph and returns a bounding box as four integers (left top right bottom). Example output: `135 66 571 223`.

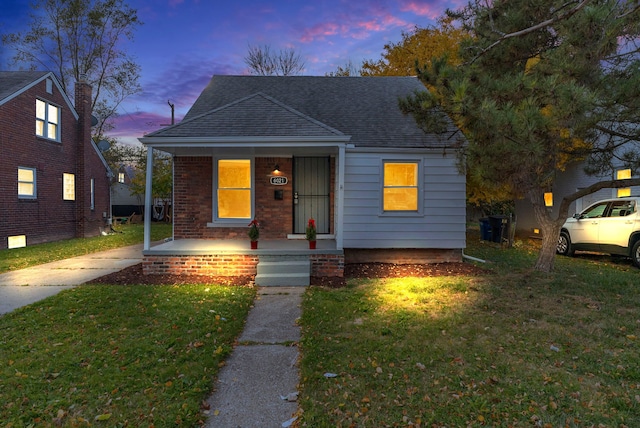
0 283 256 427
298 234 640 426
0 223 172 274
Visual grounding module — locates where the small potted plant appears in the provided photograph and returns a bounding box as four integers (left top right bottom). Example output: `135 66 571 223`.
248 218 259 249
306 218 317 249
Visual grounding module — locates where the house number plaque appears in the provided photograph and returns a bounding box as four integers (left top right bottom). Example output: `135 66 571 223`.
270 176 288 185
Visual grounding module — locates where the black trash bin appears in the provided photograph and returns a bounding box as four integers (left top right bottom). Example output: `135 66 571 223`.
488 215 510 244
479 218 492 241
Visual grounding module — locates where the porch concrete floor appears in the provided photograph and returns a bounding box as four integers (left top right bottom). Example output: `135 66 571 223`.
143 238 341 256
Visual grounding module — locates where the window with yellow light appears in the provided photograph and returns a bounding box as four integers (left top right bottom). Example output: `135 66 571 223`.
383 162 418 211
217 159 252 219
616 169 631 197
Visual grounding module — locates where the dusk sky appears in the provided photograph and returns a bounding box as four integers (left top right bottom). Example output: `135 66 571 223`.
1 0 461 146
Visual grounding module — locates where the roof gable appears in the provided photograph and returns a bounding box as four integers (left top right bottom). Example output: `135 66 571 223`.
148 92 345 138
0 71 78 120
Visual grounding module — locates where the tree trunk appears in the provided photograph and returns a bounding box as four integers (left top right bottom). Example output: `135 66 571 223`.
529 190 563 273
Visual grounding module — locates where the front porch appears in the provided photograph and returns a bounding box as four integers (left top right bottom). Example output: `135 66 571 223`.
142 238 344 282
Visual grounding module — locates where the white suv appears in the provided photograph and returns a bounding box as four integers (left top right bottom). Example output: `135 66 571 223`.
557 197 640 267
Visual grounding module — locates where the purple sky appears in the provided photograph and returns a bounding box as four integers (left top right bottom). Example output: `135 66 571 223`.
1 0 460 145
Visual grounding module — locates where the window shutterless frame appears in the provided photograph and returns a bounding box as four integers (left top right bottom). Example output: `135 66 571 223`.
210 158 254 225
380 159 422 216
35 98 61 141
18 167 37 199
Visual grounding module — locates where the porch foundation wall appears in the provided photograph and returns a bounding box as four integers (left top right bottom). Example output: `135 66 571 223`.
142 255 259 276
142 252 345 277
344 248 462 264
310 254 345 277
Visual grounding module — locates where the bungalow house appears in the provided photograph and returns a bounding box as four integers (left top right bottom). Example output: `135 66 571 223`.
0 71 112 250
139 76 466 284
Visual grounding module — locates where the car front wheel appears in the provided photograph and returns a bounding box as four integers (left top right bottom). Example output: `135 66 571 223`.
557 232 573 256
631 240 640 268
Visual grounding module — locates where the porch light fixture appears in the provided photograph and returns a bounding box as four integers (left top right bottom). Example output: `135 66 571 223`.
273 164 280 173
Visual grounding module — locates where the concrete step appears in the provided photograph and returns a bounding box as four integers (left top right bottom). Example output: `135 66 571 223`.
254 272 309 287
257 260 310 275
255 257 310 286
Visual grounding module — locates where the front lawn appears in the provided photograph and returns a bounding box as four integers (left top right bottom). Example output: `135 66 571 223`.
0 223 172 274
298 236 640 426
0 283 255 426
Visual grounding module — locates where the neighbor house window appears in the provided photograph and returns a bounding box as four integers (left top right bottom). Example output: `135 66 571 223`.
544 192 553 207
118 172 125 183
90 178 95 210
36 99 60 140
63 173 75 200
383 161 419 211
217 159 252 219
616 168 631 197
18 167 36 198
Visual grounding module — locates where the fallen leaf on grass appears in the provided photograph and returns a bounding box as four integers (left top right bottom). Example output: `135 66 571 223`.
94 413 111 421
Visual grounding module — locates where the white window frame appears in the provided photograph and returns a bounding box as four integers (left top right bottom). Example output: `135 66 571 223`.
210 157 254 225
36 98 60 141
380 159 423 216
18 167 37 199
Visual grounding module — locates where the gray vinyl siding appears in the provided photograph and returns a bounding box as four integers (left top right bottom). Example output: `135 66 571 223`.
342 151 466 249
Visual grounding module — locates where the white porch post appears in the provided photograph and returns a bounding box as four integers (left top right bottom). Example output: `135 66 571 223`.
336 145 345 250
143 147 154 251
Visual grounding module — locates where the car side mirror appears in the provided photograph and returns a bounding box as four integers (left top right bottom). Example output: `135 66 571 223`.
573 213 583 219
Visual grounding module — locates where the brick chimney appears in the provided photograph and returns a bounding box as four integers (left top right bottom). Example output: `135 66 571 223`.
74 76 93 238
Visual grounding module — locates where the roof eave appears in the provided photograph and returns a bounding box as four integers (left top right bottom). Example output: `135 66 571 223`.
139 135 351 148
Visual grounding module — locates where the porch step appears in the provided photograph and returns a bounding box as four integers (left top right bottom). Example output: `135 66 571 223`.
255 257 310 287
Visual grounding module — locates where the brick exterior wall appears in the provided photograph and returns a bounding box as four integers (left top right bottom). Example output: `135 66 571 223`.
142 253 345 277
0 75 110 250
143 254 259 276
173 156 299 240
310 253 344 277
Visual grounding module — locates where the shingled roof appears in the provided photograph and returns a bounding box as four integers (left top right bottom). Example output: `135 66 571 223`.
146 75 460 148
0 71 49 106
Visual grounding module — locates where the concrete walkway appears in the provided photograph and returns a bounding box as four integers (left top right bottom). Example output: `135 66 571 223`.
0 243 144 314
205 287 304 428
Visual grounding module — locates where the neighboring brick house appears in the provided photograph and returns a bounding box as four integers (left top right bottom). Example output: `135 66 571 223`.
0 71 112 250
139 76 467 283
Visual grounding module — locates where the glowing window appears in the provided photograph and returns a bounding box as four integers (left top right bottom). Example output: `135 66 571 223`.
118 172 125 183
383 162 418 211
36 99 60 140
544 192 553 207
616 169 631 197
63 173 75 200
217 159 252 219
18 167 36 198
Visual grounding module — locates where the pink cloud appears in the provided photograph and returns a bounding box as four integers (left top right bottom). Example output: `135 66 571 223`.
399 1 441 19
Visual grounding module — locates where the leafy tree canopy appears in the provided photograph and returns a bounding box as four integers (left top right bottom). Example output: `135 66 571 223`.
361 17 468 76
400 0 640 272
